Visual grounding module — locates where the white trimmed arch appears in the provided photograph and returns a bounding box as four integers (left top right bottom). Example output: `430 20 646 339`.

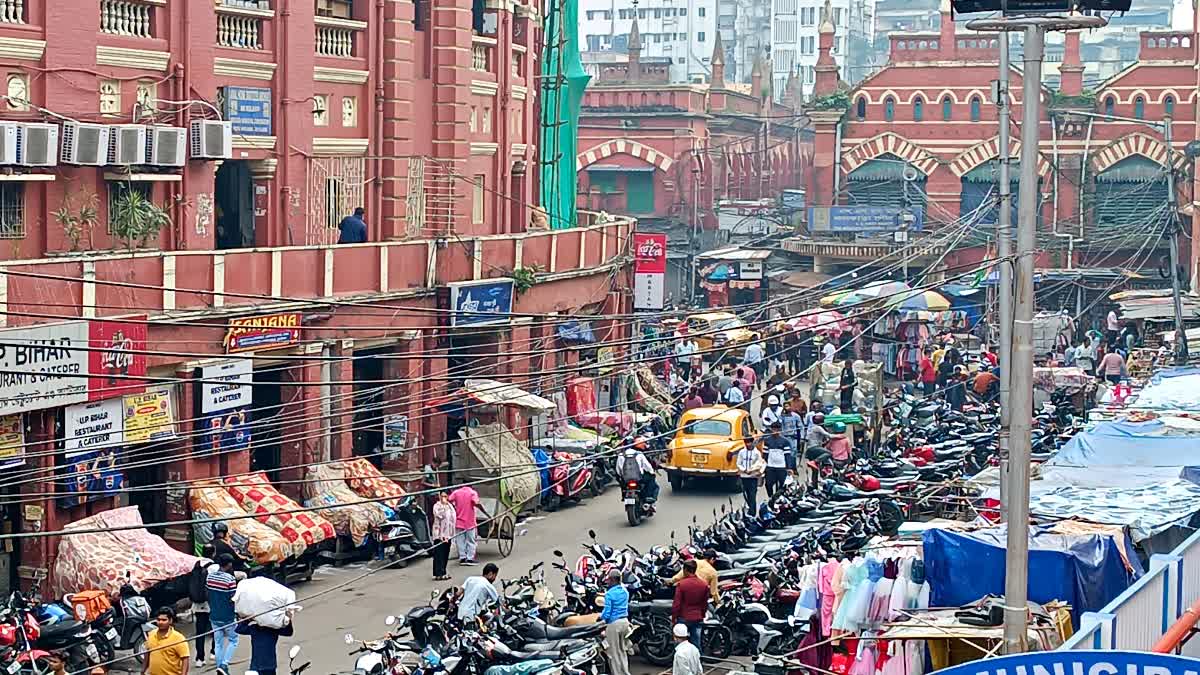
576 139 674 172
842 132 940 176
949 136 1053 178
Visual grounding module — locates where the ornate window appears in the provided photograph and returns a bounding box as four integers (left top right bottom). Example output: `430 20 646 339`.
913 96 924 122
969 96 981 122
941 96 952 121
884 96 895 122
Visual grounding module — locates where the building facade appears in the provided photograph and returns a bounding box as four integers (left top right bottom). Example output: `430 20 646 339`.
799 0 1196 286
0 0 633 591
770 0 876 100
579 0 719 83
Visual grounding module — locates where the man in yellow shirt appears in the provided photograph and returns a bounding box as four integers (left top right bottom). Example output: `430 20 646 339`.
670 549 720 603
931 344 946 373
143 607 191 675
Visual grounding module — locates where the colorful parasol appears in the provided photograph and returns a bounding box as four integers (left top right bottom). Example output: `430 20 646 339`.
820 280 912 308
889 290 951 312
787 309 852 335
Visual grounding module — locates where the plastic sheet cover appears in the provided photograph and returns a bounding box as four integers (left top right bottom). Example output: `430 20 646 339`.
1129 366 1200 411
922 524 1138 618
1052 419 1200 467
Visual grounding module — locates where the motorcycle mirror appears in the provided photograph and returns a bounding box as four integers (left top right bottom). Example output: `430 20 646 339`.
588 529 597 540
344 633 355 645
553 549 564 557
692 515 697 524
669 531 675 540
289 646 302 660
385 615 397 626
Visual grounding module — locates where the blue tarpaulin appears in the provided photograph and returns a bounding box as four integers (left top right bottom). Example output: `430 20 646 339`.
1051 419 1200 467
922 524 1141 619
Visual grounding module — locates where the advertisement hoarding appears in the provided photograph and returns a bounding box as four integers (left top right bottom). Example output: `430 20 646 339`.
446 279 516 327
88 318 148 401
0 322 90 415
65 398 124 456
224 313 302 353
199 360 254 414
633 233 667 310
808 206 925 233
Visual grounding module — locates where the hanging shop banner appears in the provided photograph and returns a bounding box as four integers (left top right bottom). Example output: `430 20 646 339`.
59 448 123 508
222 86 273 136
383 415 409 459
200 407 251 455
88 318 148 401
198 360 254 414
122 389 177 444
65 398 124 456
633 233 667 311
0 322 90 415
445 279 515 327
934 650 1200 675
224 313 302 353
0 415 24 469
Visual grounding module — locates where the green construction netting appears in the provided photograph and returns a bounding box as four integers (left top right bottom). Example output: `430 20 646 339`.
540 0 591 229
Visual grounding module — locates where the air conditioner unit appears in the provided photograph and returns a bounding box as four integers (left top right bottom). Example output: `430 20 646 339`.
61 122 110 166
18 123 59 167
190 119 233 160
148 126 187 167
109 124 149 166
0 123 18 165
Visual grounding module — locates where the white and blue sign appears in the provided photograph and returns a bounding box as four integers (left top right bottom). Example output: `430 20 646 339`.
200 406 251 455
809 206 925 233
448 279 515 327
934 651 1200 675
223 86 272 136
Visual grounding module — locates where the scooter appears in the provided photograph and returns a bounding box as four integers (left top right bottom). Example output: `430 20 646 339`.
543 451 593 512
114 585 154 664
373 497 433 566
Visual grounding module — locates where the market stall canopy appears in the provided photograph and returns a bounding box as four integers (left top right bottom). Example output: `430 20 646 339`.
1112 290 1200 322
770 270 833 289
820 280 911 308
787 309 851 334
888 289 951 312
462 379 556 412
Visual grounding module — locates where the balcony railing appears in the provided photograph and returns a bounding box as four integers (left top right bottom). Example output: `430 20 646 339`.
100 0 159 39
315 16 366 58
216 4 270 50
0 0 24 24
471 36 495 72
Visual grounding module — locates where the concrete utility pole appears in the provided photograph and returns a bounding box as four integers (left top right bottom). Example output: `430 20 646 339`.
967 10 1105 655
995 32 1013 518
1163 118 1190 365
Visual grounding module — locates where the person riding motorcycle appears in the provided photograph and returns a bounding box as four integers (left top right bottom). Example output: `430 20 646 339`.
616 436 660 505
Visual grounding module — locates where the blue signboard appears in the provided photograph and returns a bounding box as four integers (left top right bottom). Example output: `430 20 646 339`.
223 86 272 136
449 279 515 327
59 448 124 508
808 206 925 233
200 406 252 455
934 651 1200 675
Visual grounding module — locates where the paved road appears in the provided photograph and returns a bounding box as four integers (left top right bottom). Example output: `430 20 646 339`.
184 480 742 675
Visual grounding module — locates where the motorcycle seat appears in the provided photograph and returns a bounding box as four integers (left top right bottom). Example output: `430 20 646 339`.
531 621 604 641
38 619 85 642
629 599 673 613
522 639 592 652
716 567 750 581
406 606 436 622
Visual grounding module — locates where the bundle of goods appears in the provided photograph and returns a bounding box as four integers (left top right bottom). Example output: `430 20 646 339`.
190 485 297 563
224 471 337 548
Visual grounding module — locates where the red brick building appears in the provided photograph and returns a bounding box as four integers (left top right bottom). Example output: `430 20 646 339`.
0 0 632 590
799 0 1195 281
576 29 812 226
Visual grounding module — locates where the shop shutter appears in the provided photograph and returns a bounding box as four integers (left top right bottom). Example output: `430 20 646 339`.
626 171 655 214
846 154 928 212
1092 156 1169 240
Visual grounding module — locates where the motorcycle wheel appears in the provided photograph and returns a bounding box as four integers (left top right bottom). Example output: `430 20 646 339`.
637 616 676 667
626 503 642 527
130 631 147 665
94 632 116 665
20 657 52 675
702 625 734 661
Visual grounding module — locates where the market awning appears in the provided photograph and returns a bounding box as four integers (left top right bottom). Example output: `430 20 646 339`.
557 320 596 345
462 379 556 411
696 246 772 262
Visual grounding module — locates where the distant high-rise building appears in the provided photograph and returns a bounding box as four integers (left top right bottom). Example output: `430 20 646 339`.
579 0 720 83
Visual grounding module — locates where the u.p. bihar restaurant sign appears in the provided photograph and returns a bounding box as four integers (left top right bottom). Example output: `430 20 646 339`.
0 318 147 416
934 651 1200 675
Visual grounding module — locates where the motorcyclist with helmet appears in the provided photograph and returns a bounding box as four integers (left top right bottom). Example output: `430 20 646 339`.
616 436 660 505
209 522 243 571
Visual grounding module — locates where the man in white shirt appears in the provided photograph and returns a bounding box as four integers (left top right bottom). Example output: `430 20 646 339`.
727 438 763 515
672 624 702 675
743 342 765 386
821 340 836 363
761 395 783 429
675 338 698 381
724 382 746 408
458 564 500 622
1106 309 1120 348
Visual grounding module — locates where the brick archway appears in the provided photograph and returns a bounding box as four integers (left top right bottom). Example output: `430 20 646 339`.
576 139 674 172
843 132 939 176
1089 132 1178 174
949 136 1052 178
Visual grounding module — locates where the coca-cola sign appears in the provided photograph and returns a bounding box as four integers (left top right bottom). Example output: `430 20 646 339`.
89 318 147 401
633 233 668 274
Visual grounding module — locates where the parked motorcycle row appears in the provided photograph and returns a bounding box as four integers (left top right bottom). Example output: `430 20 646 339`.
0 577 154 675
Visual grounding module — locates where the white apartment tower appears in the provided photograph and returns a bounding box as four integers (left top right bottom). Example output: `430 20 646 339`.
580 0 721 83
771 0 876 100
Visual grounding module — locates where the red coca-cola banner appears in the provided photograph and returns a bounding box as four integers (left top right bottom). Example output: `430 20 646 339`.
633 233 667 275
89 318 148 401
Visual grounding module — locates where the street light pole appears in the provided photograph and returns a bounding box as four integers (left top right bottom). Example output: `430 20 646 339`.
1163 118 1190 365
995 32 1014 518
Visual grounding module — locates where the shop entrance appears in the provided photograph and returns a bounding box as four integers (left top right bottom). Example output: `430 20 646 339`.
126 461 165 535
215 160 255 249
352 349 387 468
252 366 284 481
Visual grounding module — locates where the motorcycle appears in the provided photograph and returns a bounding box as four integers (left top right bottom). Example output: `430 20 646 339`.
543 451 593 512
114 585 153 664
373 496 433 566
621 479 655 527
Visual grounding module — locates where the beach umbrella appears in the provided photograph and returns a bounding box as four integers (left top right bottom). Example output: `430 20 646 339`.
890 290 952 312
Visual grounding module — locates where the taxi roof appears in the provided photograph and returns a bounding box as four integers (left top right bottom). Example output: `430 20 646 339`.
679 405 747 424
689 311 738 321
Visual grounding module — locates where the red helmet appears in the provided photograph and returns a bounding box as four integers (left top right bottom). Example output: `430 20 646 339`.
633 436 649 451
860 476 881 491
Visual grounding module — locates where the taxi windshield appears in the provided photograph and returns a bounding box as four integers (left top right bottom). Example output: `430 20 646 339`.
683 420 733 436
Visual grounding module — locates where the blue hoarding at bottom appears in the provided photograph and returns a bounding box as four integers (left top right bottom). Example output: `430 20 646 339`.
933 651 1200 675
808 206 925 232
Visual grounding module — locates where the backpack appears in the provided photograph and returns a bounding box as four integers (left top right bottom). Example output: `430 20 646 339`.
188 560 210 604
69 590 112 622
620 452 644 482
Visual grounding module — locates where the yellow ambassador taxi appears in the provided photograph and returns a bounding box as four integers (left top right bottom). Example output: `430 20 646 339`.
665 405 757 491
685 312 760 356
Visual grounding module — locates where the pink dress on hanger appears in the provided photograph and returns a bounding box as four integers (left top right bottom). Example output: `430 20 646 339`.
818 560 840 637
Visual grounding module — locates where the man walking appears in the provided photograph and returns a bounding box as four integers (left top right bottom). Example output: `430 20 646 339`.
235 621 294 675
743 341 765 386
337 207 368 244
671 560 709 651
143 607 190 675
672 624 703 675
599 570 633 675
675 335 698 382
205 555 239 675
729 437 764 515
448 483 481 565
762 422 791 499
457 563 500 623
